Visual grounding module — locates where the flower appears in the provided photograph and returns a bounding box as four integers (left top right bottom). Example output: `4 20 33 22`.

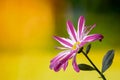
50 16 103 72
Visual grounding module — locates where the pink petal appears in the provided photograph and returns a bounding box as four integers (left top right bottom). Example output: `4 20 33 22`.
53 52 72 72
72 55 80 72
77 16 85 40
79 42 87 47
50 50 70 63
50 50 71 71
83 34 104 42
50 53 65 65
63 61 68 71
60 50 75 63
54 36 73 48
53 61 63 72
67 20 77 42
50 52 67 71
50 50 76 72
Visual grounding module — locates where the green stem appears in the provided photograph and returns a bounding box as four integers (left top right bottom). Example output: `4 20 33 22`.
81 50 106 80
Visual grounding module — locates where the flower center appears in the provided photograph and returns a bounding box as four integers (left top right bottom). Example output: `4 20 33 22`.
72 42 80 50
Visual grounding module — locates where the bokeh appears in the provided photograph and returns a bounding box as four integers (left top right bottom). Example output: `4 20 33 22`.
0 0 120 80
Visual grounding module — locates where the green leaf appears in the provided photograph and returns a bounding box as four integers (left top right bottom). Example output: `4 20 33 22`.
101 50 115 73
78 64 95 71
86 44 91 54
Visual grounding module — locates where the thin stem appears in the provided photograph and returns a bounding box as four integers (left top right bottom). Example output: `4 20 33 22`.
81 50 106 80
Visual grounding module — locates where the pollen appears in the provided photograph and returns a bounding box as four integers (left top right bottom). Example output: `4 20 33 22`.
72 42 80 50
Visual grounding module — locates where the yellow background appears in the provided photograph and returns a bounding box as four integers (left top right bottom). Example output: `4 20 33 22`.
0 0 120 80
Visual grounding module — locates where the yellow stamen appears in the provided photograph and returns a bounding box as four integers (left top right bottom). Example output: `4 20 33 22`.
72 42 80 50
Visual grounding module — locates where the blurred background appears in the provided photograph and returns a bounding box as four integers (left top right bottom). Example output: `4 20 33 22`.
0 0 120 80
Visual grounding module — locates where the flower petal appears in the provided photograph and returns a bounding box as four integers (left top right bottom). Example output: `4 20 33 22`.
72 55 80 72
50 50 69 71
63 61 68 71
67 20 77 42
77 16 85 40
50 50 70 63
50 50 76 72
54 36 73 48
83 34 104 42
79 42 87 47
53 61 63 72
53 53 72 72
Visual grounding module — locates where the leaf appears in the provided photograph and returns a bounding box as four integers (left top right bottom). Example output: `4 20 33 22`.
86 44 91 54
101 50 115 73
78 64 95 71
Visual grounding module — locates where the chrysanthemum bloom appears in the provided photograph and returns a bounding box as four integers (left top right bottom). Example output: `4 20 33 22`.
50 16 103 72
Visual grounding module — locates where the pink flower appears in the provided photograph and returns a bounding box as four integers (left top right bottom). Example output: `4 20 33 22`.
50 16 103 72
